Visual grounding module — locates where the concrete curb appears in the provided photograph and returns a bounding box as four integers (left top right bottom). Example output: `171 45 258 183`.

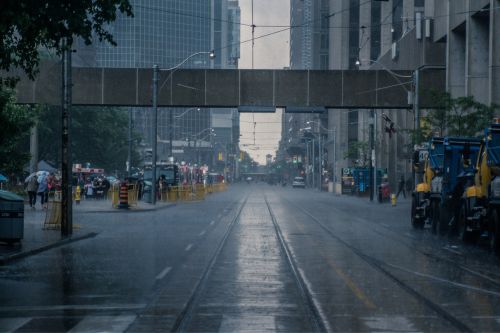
0 232 98 266
77 203 176 214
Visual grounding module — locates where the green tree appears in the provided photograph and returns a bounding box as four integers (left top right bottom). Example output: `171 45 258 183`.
37 106 141 173
344 141 370 167
0 85 36 175
412 92 497 143
0 0 133 79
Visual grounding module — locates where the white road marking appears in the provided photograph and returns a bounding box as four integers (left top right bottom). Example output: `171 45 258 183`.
185 244 193 252
442 246 462 255
199 230 206 236
386 262 500 297
155 266 172 280
363 316 419 332
381 223 390 228
68 315 137 332
210 220 215 226
0 317 31 333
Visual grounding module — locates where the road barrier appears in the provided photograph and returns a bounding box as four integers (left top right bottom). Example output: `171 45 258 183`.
121 182 228 205
118 182 129 209
43 191 62 229
110 183 138 208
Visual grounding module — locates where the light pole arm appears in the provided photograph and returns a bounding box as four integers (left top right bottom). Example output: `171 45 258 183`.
159 51 214 91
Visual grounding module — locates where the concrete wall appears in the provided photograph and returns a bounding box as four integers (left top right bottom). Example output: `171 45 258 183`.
466 12 490 104
328 0 350 70
490 0 500 106
433 0 448 42
447 27 466 97
373 28 446 70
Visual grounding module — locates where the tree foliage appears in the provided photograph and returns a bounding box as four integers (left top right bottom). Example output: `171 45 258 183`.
37 106 141 173
0 85 36 175
0 0 133 79
413 92 497 143
344 141 370 167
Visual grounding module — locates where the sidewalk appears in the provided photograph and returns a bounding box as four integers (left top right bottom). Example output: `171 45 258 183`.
0 199 174 265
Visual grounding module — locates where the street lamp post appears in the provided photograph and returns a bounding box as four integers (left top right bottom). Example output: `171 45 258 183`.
305 121 336 191
151 51 215 204
356 59 413 201
182 127 214 166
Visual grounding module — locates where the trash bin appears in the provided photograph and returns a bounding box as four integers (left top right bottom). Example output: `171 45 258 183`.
0 190 24 243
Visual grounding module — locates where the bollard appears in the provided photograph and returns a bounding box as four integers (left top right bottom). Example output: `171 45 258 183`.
118 181 129 209
391 193 397 206
75 185 81 205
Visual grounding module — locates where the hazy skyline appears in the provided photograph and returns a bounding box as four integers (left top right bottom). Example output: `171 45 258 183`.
238 0 289 164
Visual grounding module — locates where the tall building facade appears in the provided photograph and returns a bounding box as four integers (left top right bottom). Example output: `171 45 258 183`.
73 0 241 169
279 0 330 183
326 0 498 192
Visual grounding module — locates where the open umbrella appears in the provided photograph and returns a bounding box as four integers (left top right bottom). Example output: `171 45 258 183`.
25 171 49 183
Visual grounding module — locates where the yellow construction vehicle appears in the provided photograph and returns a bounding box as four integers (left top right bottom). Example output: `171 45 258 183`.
411 138 443 229
457 122 500 254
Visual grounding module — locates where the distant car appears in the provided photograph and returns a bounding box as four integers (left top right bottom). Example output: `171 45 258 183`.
292 176 305 188
246 176 252 183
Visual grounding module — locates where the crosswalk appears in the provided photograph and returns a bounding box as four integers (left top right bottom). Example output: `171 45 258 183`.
0 315 137 333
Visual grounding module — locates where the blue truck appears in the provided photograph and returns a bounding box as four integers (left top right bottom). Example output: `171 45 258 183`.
429 137 481 235
456 123 500 252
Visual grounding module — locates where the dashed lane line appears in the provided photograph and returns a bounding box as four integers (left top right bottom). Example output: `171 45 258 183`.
185 244 193 252
155 266 172 280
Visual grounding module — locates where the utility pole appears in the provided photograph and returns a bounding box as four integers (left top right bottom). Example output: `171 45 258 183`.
369 112 374 202
127 109 132 179
61 37 73 237
373 111 377 201
318 133 322 191
152 64 158 205
306 141 310 187
312 138 315 189
169 109 174 159
414 69 420 144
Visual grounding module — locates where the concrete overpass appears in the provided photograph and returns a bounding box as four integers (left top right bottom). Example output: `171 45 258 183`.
4 62 445 109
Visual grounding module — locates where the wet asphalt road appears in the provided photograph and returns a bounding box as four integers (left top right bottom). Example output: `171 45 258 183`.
1 183 500 332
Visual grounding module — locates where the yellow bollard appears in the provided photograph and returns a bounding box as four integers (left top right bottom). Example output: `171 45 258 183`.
75 185 81 204
391 193 397 206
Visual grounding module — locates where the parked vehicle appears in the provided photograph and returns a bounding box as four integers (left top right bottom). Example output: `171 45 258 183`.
458 123 500 253
411 138 444 229
292 176 305 188
411 136 481 235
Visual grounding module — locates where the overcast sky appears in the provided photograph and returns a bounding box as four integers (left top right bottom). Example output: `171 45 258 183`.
238 0 290 164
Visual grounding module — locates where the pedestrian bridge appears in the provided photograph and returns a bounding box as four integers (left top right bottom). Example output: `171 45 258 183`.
4 62 445 109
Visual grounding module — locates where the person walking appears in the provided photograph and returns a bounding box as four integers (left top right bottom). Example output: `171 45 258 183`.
26 175 38 209
396 175 406 199
37 176 49 209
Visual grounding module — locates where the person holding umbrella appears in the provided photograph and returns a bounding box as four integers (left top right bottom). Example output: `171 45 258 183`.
26 174 38 209
37 175 49 209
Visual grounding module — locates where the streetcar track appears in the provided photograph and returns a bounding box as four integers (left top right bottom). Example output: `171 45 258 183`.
171 194 250 332
367 222 500 286
127 194 245 333
312 196 500 287
264 195 328 333
279 195 474 333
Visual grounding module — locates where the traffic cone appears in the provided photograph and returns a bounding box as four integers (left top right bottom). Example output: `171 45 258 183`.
75 185 81 205
118 181 129 209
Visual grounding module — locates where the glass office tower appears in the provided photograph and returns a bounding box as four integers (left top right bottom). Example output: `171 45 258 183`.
74 1 240 165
